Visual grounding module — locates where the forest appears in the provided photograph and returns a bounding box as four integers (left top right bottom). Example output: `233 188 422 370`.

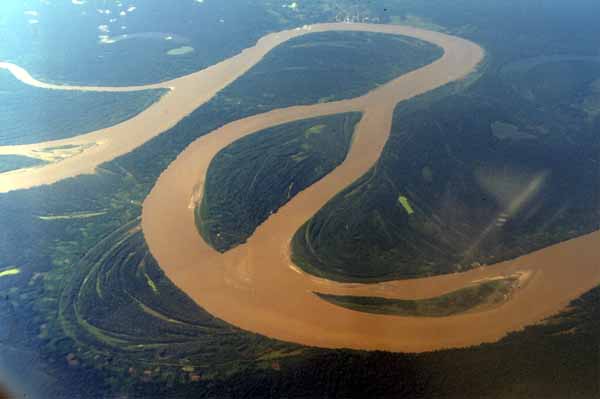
292 38 600 282
0 70 165 145
316 277 516 317
0 0 599 398
199 113 361 251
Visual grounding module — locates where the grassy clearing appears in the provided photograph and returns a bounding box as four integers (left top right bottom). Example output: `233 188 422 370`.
304 124 326 138
167 46 195 56
0 267 20 278
257 348 305 361
398 195 415 215
38 211 108 220
144 271 159 294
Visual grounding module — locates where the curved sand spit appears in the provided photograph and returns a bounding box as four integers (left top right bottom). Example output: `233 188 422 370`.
3 24 599 352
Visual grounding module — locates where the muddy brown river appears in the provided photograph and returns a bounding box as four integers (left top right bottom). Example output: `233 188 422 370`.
3 23 599 352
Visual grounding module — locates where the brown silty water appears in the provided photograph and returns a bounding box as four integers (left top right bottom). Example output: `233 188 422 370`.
2 23 598 352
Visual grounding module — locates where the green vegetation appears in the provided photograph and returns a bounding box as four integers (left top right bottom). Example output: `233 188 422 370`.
58 219 296 373
0 70 166 145
166 46 195 56
0 1 600 397
194 31 441 252
0 154 46 173
198 113 361 251
292 57 600 282
0 157 302 397
217 31 442 112
398 195 415 215
0 268 20 278
316 278 516 317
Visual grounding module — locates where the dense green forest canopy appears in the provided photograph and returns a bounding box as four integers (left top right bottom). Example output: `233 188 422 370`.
0 0 599 398
215 31 442 111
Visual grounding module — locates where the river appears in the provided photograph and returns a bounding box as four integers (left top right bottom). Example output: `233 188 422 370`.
141 24 600 352
2 22 599 353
